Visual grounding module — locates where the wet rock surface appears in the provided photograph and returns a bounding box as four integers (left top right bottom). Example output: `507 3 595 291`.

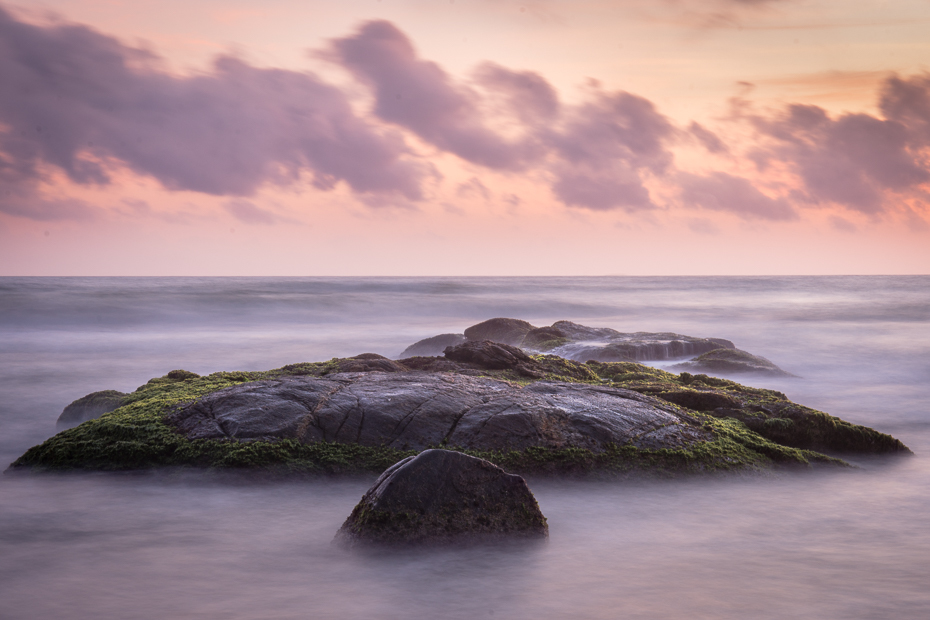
402 318 741 365
57 390 128 427
672 348 796 377
166 371 709 451
464 318 537 346
336 449 548 545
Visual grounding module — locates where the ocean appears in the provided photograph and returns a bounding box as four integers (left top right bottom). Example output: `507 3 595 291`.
1 276 928 618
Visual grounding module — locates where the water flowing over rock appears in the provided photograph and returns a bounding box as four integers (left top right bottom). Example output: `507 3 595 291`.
672 349 796 377
165 372 710 451
402 318 740 365
336 449 548 545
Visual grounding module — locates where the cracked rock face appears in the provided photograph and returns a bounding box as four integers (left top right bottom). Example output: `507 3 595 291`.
166 372 710 451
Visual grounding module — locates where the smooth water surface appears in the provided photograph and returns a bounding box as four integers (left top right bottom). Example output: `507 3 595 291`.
1 276 928 618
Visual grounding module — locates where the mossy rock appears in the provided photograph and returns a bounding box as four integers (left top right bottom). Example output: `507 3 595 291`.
8 355 911 477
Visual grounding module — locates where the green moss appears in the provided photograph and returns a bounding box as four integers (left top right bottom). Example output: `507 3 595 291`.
9 355 906 477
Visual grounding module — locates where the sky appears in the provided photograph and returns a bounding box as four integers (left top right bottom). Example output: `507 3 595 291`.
1 0 929 275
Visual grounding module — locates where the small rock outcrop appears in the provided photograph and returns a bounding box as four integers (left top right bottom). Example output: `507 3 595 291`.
443 340 532 370
57 390 128 427
335 353 408 374
336 449 548 545
400 333 466 358
464 318 537 346
672 349 795 377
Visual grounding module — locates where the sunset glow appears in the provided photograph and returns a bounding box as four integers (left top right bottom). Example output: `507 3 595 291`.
2 0 929 274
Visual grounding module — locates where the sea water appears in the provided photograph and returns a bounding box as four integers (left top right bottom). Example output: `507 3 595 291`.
1 276 928 619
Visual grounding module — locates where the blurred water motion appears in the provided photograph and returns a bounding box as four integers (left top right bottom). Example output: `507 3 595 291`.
1 276 928 619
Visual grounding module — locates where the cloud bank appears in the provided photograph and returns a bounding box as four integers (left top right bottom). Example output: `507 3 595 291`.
1 7 929 224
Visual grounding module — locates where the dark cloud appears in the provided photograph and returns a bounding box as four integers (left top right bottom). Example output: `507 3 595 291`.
329 21 540 170
677 171 797 220
0 7 427 221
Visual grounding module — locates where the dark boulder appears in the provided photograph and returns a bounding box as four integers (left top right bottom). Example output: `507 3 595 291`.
336 449 548 545
57 390 128 427
400 333 467 358
673 348 796 377
443 340 533 370
464 318 537 346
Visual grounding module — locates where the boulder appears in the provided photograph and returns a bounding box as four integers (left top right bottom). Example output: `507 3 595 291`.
520 326 569 350
336 449 547 545
443 340 532 370
672 348 796 377
464 318 537 346
399 333 467 358
57 390 128 427
166 372 710 451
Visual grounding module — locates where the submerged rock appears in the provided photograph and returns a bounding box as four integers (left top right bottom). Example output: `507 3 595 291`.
336 449 547 545
57 390 128 427
400 334 466 358
672 348 796 377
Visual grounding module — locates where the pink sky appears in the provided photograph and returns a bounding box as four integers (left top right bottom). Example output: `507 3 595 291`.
1 0 929 275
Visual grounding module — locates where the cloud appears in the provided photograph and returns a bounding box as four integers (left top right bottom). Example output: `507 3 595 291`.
456 177 491 201
0 6 428 221
688 121 729 154
740 74 930 215
472 62 560 123
546 89 675 211
329 20 540 170
677 171 797 220
224 199 276 225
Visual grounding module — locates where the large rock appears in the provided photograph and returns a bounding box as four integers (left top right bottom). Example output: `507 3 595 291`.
336 449 547 545
166 372 709 451
57 390 128 427
464 318 537 346
443 340 532 370
672 348 795 377
400 334 466 358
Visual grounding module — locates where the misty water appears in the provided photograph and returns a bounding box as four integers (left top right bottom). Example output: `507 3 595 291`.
1 276 929 619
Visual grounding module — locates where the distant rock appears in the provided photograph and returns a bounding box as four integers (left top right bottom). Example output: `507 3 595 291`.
521 326 569 350
672 348 796 377
401 318 739 365
400 333 466 358
443 340 532 370
336 449 548 545
464 318 537 346
57 390 128 427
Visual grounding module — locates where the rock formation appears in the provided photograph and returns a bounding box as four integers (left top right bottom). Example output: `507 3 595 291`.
56 390 128 427
166 372 709 452
672 349 796 377
336 449 547 545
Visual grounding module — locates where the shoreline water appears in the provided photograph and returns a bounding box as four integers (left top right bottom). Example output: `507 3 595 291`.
1 276 928 618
